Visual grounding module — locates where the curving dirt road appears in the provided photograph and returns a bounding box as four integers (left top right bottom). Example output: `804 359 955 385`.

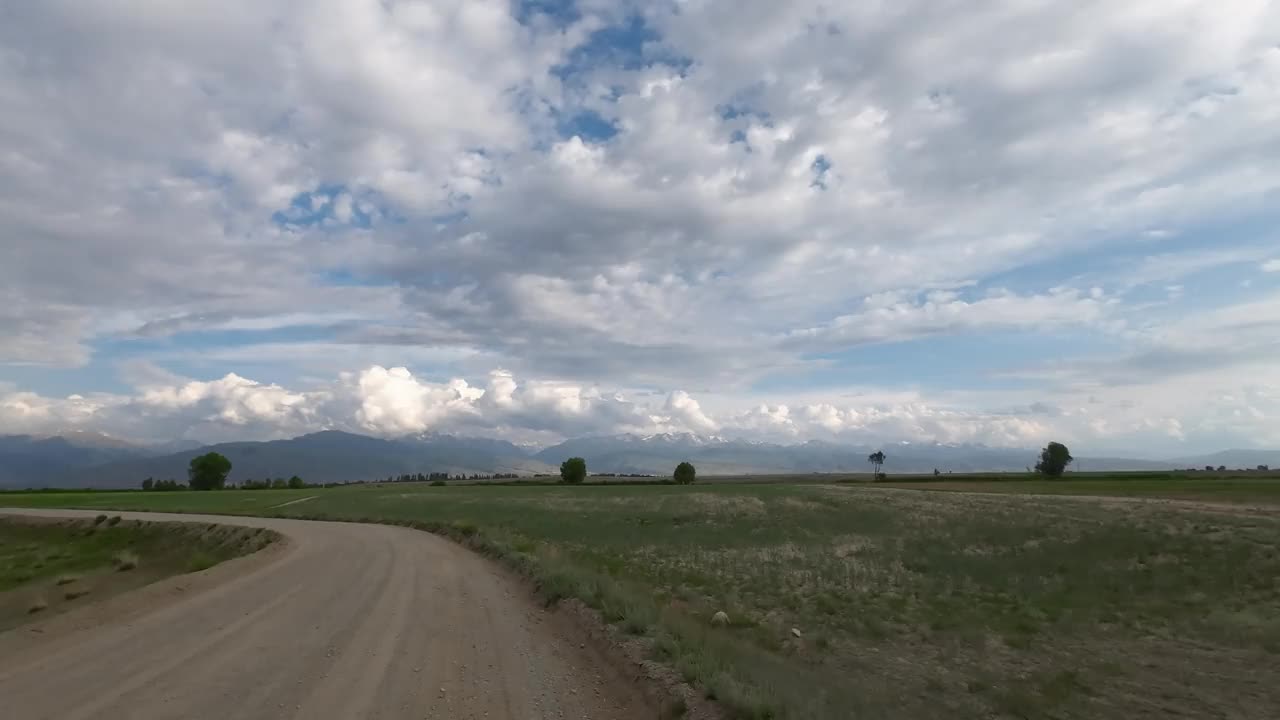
0 509 654 720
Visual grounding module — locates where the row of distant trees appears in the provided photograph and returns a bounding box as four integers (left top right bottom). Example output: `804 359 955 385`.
383 472 520 483
144 452 662 492
865 441 1077 479
141 453 309 491
142 473 305 491
558 457 697 485
162 441 1208 492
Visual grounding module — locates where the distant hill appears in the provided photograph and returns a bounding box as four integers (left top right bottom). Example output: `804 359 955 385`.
3 430 1273 489
17 431 555 489
1171 449 1280 470
0 434 151 488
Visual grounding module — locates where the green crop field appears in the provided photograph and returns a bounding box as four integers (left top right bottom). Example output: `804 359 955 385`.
4 480 1279 719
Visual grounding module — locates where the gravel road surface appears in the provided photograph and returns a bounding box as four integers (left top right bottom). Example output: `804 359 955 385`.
0 509 653 720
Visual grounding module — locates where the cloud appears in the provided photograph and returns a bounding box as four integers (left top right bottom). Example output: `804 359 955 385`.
349 366 482 435
784 288 1111 349
1263 259 1280 272
664 391 720 433
2 1 1279 453
1 363 1276 455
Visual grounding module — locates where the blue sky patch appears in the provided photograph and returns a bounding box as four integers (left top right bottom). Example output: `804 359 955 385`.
558 109 619 141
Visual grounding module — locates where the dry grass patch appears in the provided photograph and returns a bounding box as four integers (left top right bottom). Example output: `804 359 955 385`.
112 551 139 572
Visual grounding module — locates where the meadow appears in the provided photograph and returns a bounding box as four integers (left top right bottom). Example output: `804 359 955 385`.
3 479 1280 719
877 475 1280 505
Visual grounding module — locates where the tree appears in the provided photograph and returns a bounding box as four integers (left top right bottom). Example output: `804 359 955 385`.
867 451 886 480
272 477 288 489
1205 465 1215 472
1217 465 1227 472
674 461 696 485
560 457 587 484
141 477 154 491
188 452 232 491
1035 442 1073 478
287 475 305 489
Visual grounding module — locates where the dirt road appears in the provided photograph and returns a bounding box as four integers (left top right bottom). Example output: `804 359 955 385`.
0 509 653 720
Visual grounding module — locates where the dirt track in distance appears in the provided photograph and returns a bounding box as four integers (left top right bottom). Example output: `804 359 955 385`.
0 508 654 720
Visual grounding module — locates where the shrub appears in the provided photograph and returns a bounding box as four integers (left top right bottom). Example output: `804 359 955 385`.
113 551 139 572
188 452 232 491
1035 442 1074 477
674 462 697 485
560 457 587 484
106 515 122 527
93 514 108 525
188 552 217 572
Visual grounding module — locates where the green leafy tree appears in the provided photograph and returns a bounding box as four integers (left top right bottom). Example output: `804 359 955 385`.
1035 442 1073 477
560 457 587 484
867 450 886 479
141 477 154 491
188 452 232 491
272 477 288 489
673 461 696 485
287 475 305 489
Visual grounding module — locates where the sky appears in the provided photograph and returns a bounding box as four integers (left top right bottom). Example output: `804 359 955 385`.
2 0 1279 455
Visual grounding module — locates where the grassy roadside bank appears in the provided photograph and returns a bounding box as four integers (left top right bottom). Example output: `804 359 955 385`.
0 515 277 630
4 482 1280 718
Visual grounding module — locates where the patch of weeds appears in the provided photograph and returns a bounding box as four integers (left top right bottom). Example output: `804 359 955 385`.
106 516 122 527
187 552 217 573
93 515 108 526
113 551 139 572
64 588 91 600
660 695 688 718
28 597 48 614
54 574 79 586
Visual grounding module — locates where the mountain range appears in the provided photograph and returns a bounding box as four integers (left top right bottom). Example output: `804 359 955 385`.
0 430 1276 489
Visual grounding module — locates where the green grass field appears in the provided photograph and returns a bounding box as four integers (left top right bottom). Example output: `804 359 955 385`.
876 477 1280 504
3 480 1279 719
